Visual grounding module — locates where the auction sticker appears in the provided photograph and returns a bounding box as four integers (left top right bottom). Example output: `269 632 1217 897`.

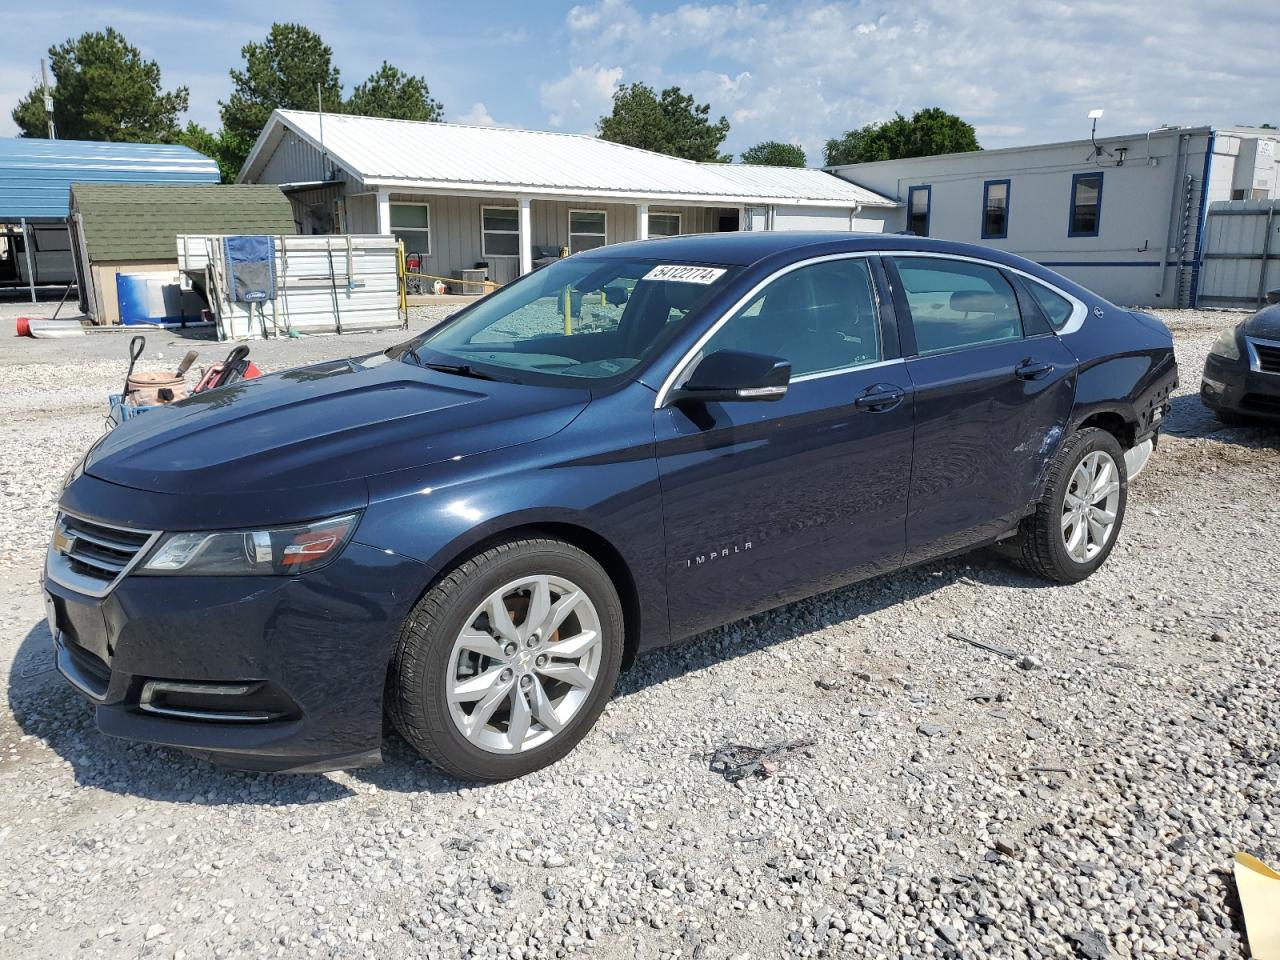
643 264 726 284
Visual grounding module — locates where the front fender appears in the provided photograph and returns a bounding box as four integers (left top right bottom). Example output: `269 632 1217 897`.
353 386 669 650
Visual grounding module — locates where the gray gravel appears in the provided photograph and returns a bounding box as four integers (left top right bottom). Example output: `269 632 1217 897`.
1 304 1277 959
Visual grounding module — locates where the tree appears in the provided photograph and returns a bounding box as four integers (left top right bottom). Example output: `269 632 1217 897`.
175 122 240 183
825 107 980 166
219 23 343 178
740 141 807 167
347 62 443 122
598 83 730 162
11 28 188 142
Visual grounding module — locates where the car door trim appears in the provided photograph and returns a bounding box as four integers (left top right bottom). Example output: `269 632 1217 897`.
655 250 1087 408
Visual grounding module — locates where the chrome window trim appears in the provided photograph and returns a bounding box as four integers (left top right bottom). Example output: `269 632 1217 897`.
888 251 1088 336
45 509 162 599
654 252 886 409
1245 336 1280 374
653 249 1088 409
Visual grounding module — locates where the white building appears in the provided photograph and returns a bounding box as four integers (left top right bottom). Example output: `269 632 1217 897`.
828 126 1280 307
240 110 897 289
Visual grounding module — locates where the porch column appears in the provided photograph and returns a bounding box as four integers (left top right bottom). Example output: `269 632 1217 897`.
375 190 391 235
637 203 649 241
518 196 533 276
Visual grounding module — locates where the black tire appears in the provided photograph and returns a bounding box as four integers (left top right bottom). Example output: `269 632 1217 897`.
1008 427 1128 584
386 537 624 782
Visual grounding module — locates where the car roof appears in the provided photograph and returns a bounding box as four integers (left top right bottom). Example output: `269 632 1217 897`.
589 231 1101 302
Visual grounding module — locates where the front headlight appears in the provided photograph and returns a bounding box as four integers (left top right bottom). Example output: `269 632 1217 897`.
140 513 360 576
1209 326 1241 361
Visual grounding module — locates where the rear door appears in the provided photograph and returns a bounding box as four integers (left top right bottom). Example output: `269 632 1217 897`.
654 255 915 640
885 255 1078 563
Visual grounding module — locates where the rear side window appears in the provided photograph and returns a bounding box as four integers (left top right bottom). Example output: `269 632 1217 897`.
893 257 1022 355
1025 279 1075 331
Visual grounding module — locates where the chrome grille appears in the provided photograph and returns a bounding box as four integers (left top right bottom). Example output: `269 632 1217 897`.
1250 338 1280 374
46 511 159 597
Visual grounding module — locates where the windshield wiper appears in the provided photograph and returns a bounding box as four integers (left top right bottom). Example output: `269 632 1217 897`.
421 360 502 382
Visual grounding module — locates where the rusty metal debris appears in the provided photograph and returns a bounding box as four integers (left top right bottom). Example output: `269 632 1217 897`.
706 739 815 782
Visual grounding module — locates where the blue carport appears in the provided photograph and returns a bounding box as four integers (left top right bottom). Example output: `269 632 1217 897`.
0 138 218 301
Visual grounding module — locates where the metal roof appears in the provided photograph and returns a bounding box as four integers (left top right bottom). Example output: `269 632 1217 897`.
70 183 295 261
242 110 895 208
0 138 219 221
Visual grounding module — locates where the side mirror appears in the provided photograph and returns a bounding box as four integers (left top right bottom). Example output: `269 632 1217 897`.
668 349 791 405
602 285 629 306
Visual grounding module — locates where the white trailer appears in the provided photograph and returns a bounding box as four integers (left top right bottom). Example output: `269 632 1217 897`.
176 233 405 340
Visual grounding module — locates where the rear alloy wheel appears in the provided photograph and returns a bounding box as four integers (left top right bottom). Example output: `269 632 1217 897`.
1060 450 1121 564
1008 427 1128 583
387 538 623 781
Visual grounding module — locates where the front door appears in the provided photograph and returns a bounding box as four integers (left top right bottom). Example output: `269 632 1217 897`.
885 255 1078 562
655 255 915 640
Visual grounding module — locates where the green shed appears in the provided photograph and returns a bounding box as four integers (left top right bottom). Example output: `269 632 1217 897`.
68 183 296 324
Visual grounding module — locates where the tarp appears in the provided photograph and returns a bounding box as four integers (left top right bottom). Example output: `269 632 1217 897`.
223 235 277 302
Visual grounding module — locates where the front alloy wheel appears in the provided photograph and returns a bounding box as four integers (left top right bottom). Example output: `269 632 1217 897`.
447 575 603 754
387 538 623 781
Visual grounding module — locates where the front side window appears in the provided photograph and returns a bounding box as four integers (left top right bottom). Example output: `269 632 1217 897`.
893 256 1022 355
481 207 519 257
699 257 882 378
413 256 738 382
908 185 931 237
1069 173 1103 237
649 212 681 237
569 210 607 254
391 203 430 256
982 179 1010 239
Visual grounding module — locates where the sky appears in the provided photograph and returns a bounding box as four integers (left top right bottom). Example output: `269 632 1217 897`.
2 0 1276 164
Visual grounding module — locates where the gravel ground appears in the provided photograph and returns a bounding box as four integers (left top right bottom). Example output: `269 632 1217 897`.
1 305 1277 960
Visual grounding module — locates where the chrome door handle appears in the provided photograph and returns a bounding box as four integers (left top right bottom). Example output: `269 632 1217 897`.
854 385 906 412
1015 360 1053 381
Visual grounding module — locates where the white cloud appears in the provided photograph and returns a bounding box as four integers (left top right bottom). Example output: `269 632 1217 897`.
454 102 499 127
539 64 623 130
556 0 1278 163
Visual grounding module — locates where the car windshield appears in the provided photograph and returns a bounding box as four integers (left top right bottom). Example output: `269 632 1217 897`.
402 256 739 383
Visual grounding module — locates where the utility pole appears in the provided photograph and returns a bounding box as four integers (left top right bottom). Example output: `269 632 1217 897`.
40 59 56 139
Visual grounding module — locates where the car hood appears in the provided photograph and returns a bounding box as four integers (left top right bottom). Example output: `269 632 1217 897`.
1244 304 1280 340
86 354 591 495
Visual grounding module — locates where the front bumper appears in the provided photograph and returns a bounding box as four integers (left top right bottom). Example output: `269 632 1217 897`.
44 540 430 773
1201 353 1280 421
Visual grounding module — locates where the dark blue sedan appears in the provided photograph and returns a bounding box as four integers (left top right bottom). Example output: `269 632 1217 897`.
46 233 1177 780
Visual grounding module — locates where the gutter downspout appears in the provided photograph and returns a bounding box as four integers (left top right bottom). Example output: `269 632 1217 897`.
1159 134 1189 303
1188 132 1217 308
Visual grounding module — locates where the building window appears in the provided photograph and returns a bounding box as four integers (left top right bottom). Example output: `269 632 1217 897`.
481 206 519 257
1068 172 1103 237
391 203 430 255
569 210 607 253
649 212 681 237
907 185 931 237
981 179 1010 239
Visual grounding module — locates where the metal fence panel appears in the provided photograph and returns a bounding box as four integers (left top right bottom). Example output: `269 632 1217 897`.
1198 200 1280 308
